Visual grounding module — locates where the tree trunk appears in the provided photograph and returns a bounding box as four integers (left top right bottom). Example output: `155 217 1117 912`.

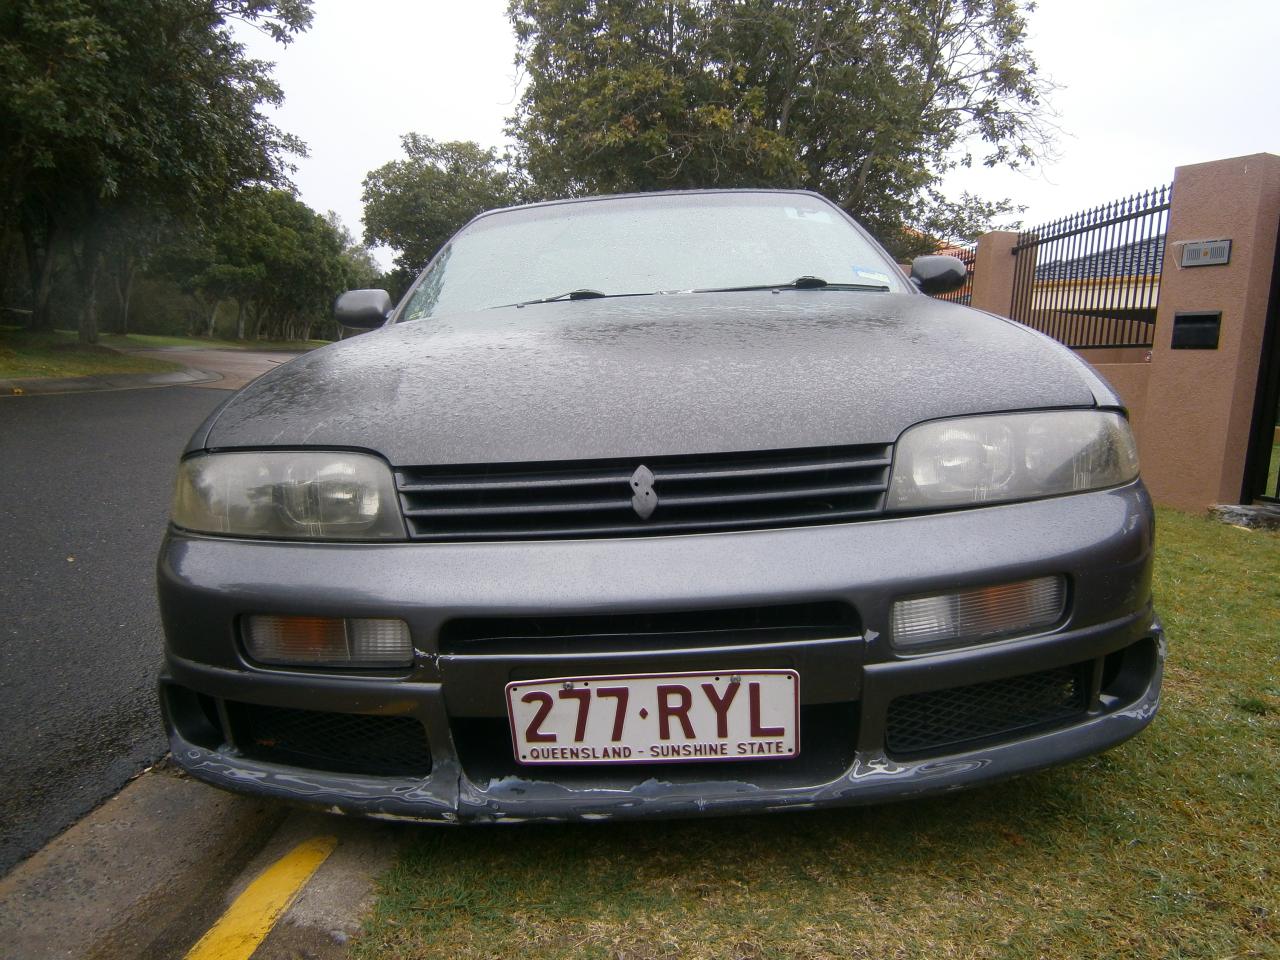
113 259 136 335
845 147 879 212
120 270 133 335
78 255 100 345
76 226 105 344
205 298 220 337
0 228 13 308
21 220 58 331
235 299 246 340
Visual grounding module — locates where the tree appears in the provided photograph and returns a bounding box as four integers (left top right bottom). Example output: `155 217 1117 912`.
150 188 362 342
507 0 1051 255
96 207 179 334
0 0 312 340
362 135 522 279
324 210 382 293
244 192 352 341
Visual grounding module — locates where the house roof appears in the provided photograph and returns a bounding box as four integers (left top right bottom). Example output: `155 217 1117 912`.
1034 234 1165 282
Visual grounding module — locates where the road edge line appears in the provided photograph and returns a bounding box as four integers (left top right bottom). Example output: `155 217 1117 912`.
183 835 339 960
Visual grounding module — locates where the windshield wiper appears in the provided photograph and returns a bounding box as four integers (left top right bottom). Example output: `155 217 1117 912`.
511 288 609 308
500 277 887 309
693 276 890 294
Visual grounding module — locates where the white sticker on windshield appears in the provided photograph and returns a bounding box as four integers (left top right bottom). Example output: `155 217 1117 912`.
856 269 892 285
785 207 834 223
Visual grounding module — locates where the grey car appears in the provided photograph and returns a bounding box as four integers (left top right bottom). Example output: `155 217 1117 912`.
157 190 1163 823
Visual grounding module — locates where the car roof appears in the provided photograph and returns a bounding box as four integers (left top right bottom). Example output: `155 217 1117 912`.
472 188 837 223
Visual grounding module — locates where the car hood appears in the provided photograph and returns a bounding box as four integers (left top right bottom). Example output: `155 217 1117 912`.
202 291 1100 465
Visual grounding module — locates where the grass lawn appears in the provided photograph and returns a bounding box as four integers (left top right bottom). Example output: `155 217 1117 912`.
96 332 331 352
0 326 184 380
0 326 329 379
355 508 1278 960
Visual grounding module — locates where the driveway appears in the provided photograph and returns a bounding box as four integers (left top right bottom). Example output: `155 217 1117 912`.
133 347 302 392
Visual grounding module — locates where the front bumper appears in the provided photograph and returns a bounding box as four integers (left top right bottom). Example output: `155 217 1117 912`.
158 482 1163 822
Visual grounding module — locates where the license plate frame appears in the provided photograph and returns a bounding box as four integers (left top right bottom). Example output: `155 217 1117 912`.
505 669 800 765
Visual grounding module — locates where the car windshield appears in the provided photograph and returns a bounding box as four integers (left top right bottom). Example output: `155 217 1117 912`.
397 192 908 322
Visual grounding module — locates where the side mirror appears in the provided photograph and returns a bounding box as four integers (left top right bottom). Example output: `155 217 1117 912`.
334 289 393 329
910 256 968 295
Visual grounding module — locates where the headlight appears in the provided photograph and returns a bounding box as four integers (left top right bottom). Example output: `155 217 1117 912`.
172 451 406 540
887 410 1139 511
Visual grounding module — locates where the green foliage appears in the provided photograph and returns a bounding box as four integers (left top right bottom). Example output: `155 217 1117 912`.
506 0 1050 255
362 135 524 277
0 0 308 212
150 187 369 341
508 1 801 194
0 0 312 337
325 210 382 292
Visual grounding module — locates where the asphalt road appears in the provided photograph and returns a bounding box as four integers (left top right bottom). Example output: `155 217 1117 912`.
0 386 228 873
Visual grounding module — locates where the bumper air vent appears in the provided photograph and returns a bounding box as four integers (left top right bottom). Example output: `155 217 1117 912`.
224 701 432 778
885 663 1090 758
440 601 860 655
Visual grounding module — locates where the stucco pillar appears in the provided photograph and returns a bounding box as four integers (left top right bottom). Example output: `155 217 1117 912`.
1140 153 1280 511
969 230 1019 317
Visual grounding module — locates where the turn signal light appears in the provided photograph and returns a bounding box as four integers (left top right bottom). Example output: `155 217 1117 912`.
891 576 1066 650
243 616 412 668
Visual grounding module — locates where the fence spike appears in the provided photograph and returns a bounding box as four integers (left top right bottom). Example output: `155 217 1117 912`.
1003 181 1172 349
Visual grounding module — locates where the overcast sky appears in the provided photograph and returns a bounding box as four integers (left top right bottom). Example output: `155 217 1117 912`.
236 0 1279 268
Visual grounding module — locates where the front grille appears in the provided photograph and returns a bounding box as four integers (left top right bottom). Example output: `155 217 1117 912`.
885 663 1090 757
224 701 432 777
396 444 892 541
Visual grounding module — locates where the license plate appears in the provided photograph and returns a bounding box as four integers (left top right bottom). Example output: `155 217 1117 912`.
506 669 799 765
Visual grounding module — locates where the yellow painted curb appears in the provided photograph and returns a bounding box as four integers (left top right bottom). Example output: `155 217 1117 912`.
183 835 338 960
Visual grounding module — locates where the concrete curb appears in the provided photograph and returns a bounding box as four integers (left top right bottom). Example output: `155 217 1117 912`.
0 367 223 397
0 767 284 959
221 812 404 960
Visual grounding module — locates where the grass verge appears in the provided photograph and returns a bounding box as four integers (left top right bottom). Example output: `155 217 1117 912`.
356 508 1278 960
0 327 184 380
97 332 331 352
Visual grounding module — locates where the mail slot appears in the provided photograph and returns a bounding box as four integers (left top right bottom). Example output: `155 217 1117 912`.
1171 312 1221 350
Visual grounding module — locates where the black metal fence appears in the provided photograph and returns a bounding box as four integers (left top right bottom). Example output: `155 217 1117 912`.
1009 185 1171 349
930 243 976 306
